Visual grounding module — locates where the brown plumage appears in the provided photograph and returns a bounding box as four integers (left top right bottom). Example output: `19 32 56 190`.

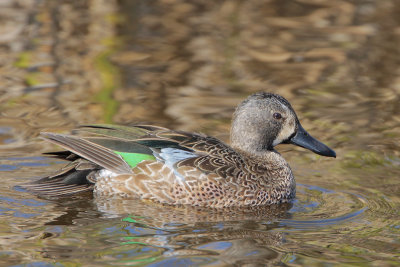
21 92 336 208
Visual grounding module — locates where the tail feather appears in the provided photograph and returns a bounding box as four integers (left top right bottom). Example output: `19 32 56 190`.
19 165 96 197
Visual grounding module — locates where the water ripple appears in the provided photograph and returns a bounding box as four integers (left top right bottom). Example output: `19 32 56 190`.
279 184 369 230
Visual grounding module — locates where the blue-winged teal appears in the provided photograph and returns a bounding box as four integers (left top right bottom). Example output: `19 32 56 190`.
23 92 336 208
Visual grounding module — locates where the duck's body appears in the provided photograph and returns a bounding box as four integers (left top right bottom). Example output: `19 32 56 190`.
23 92 335 208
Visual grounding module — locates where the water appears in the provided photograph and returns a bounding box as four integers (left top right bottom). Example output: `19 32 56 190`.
1 0 399 266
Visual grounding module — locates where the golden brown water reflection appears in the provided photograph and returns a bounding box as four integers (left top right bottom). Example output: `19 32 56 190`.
0 0 399 266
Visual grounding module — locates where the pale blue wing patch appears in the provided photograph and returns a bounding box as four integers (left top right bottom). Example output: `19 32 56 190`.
155 148 198 182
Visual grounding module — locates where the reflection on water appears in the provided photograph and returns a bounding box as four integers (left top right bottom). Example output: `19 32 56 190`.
0 0 399 266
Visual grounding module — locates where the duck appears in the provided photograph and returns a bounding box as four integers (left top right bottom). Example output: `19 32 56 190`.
22 92 336 208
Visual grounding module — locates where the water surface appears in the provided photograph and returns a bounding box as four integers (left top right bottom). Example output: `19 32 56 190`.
0 0 399 266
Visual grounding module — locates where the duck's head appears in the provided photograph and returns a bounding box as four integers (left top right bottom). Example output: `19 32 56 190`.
231 92 336 158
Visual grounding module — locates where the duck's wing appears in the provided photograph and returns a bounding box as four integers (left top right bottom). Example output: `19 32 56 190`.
41 124 246 176
78 124 245 175
23 124 245 197
40 132 133 174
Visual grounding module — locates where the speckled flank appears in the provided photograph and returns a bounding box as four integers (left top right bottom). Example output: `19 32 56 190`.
95 150 296 208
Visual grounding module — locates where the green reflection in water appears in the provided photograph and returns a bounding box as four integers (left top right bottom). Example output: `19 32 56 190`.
342 150 388 168
94 38 121 123
14 51 32 68
122 216 146 224
25 73 40 86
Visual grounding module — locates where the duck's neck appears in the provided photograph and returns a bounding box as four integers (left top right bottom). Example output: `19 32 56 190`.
231 130 281 170
230 124 273 154
233 145 288 170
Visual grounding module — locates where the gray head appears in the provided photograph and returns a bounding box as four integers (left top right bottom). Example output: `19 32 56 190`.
231 92 336 157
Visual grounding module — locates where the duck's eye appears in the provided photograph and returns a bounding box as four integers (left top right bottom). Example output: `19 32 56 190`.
273 112 282 120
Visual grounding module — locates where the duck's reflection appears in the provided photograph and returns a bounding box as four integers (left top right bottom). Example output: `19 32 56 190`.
95 197 292 224
38 196 292 265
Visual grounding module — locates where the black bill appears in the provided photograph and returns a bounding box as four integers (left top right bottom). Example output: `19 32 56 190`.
289 124 336 158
